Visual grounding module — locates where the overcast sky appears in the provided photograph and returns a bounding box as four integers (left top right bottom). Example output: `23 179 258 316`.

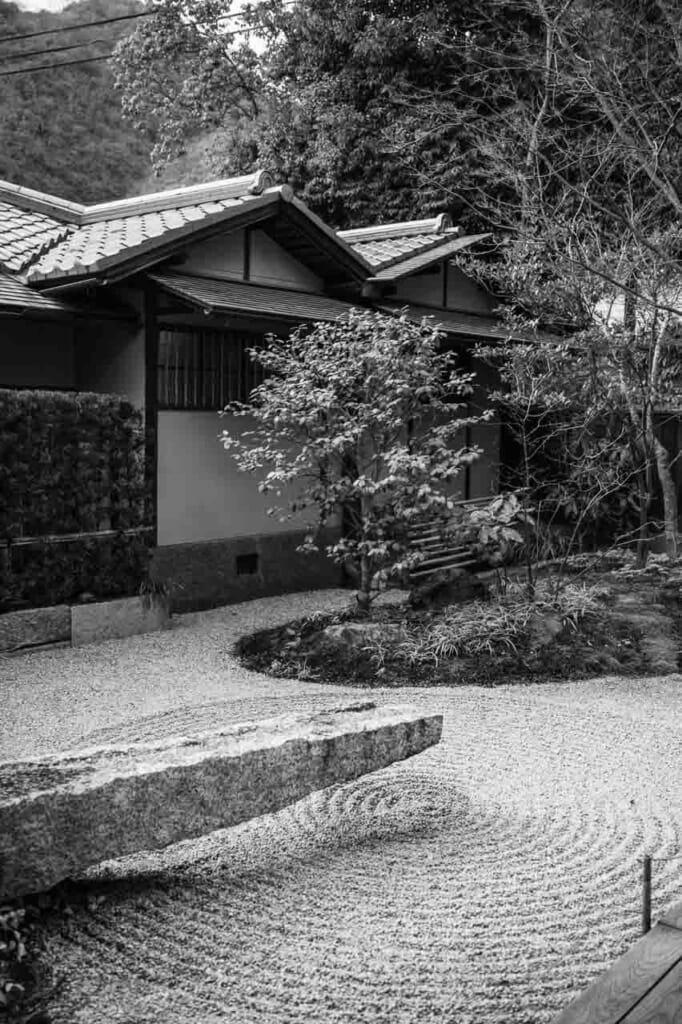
15 1 73 9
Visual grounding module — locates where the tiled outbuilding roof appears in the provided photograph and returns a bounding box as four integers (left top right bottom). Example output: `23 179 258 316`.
338 215 489 276
150 272 358 323
371 233 490 281
378 301 542 342
349 233 446 269
0 270 72 315
339 214 453 243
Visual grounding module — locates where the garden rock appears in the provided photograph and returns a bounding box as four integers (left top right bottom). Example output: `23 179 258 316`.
0 702 443 899
321 622 406 653
527 612 564 648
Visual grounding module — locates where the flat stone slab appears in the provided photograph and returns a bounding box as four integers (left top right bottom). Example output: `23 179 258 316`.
0 702 442 899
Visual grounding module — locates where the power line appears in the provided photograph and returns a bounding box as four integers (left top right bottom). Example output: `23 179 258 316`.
0 10 156 45
0 12 289 76
0 3 297 76
0 53 115 77
0 4 276 48
2 38 110 62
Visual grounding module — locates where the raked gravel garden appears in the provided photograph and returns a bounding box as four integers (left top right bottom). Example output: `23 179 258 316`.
3 587 682 1023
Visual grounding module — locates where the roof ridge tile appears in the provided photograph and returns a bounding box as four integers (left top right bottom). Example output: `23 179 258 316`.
339 214 455 243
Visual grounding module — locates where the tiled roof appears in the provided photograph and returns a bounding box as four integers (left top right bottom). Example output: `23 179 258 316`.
378 302 530 341
349 233 446 270
338 215 489 276
339 214 452 243
0 271 72 315
371 234 490 280
0 202 72 274
339 216 456 272
26 197 271 282
0 172 281 283
150 273 358 323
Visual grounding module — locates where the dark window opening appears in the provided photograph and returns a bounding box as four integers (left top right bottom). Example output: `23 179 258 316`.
236 552 259 576
157 327 266 409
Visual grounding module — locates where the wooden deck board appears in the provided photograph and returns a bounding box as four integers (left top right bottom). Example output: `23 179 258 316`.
552 923 682 1024
621 956 682 1022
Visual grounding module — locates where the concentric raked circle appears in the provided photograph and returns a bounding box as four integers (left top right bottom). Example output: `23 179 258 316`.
22 599 682 1024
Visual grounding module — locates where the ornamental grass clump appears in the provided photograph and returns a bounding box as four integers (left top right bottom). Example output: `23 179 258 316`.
391 579 603 667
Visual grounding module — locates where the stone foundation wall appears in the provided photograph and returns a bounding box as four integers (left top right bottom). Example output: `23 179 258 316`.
151 527 344 612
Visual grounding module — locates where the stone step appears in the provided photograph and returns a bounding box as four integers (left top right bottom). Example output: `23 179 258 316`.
0 703 443 899
409 557 478 580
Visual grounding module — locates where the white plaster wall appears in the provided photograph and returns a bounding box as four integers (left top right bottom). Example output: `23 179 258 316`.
250 230 322 292
394 263 497 314
0 319 75 388
179 229 245 279
178 228 323 292
157 411 324 545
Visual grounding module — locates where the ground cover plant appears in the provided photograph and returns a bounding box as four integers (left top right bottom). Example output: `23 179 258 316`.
237 550 682 687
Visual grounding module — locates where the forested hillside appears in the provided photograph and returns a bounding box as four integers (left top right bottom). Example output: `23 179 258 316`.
0 0 153 202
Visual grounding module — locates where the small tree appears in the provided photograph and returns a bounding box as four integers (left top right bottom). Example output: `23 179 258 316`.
477 329 650 593
220 309 487 610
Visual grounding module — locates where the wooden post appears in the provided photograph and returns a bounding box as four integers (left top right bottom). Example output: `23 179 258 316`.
642 855 652 935
144 284 159 547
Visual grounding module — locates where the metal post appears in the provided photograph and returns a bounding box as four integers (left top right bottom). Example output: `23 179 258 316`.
642 855 652 934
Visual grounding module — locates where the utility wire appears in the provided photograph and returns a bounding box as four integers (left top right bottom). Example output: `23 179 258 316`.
0 10 156 45
0 3 297 76
0 9 289 76
0 53 115 76
0 3 282 47
2 38 110 61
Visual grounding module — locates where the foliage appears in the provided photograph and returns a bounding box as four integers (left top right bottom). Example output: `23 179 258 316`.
0 899 54 1021
0 905 27 1015
236 568 653 686
477 300 682 574
0 0 152 201
113 0 533 228
3 533 152 613
468 491 531 567
394 0 682 559
0 389 146 538
220 309 487 610
364 579 602 668
0 388 150 611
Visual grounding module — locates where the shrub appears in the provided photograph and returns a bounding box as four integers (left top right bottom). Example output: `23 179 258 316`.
0 389 150 610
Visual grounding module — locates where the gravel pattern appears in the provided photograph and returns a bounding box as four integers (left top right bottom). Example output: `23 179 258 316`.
2 590 682 1023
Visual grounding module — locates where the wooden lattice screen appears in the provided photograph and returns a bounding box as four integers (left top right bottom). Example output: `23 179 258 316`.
157 328 267 410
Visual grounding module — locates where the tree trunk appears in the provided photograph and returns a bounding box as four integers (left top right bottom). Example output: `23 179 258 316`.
357 552 372 614
634 458 650 568
654 436 679 559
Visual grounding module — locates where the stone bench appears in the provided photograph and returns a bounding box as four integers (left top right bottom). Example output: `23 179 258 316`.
0 702 442 899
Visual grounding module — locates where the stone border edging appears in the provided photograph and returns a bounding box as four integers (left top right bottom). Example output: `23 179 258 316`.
0 596 170 654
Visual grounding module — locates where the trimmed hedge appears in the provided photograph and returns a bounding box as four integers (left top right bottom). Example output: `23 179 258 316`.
0 389 150 611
